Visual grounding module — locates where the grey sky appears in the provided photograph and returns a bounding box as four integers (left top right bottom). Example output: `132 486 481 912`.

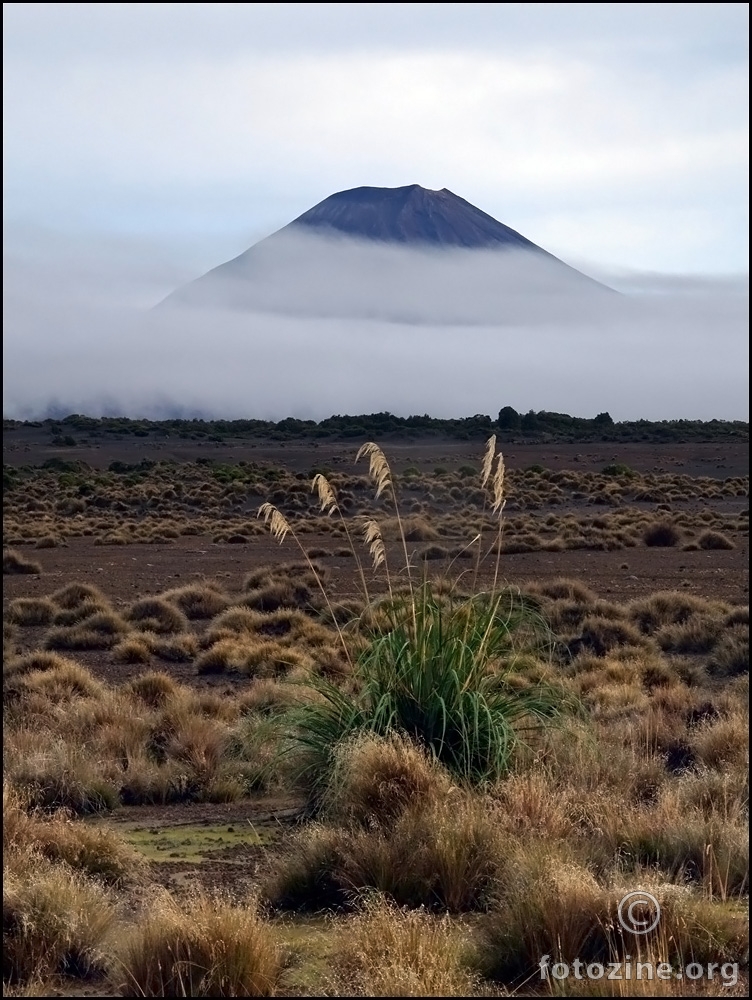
3 3 748 273
2 4 749 423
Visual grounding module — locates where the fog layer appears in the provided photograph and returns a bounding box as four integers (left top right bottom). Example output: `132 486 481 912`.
3 232 748 422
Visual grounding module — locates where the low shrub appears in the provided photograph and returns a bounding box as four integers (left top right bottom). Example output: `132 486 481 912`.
643 521 682 547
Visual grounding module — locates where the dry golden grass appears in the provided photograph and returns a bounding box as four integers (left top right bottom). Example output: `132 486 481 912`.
697 529 736 550
3 783 142 887
112 892 282 997
111 635 153 663
3 549 43 575
6 598 56 627
322 732 454 829
49 582 108 610
124 597 189 634
44 610 129 651
266 793 503 914
3 849 116 987
161 582 229 619
332 895 480 997
124 670 180 707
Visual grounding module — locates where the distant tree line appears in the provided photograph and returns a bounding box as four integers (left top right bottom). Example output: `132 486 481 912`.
2 409 747 444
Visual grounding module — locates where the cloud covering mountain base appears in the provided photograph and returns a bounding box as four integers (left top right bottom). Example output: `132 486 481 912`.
3 233 748 423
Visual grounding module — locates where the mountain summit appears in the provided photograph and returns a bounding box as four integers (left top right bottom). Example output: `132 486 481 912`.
160 185 611 316
284 184 545 250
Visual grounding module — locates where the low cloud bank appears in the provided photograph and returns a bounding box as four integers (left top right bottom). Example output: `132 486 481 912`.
3 232 748 423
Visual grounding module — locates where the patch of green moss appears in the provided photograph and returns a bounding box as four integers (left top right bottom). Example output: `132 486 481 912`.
121 822 273 863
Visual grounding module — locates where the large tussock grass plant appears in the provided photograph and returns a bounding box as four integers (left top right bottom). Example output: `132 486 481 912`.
112 891 282 997
258 437 567 795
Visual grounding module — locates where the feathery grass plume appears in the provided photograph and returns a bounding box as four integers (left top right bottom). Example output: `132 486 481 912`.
472 437 507 591
357 441 415 614
313 473 372 605
257 501 353 670
481 434 497 489
356 442 392 500
361 518 386 571
491 452 506 515
257 502 292 544
312 473 338 516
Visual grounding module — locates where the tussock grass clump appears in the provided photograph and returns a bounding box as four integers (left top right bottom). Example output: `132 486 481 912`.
322 732 454 829
125 671 180 707
237 679 315 717
643 520 682 547
112 892 282 997
526 577 597 605
402 517 439 542
478 850 614 982
628 591 712 635
6 598 56 627
334 895 479 997
3 549 42 575
690 712 749 771
124 597 188 635
161 583 229 619
150 632 198 663
706 631 749 677
52 597 112 627
4 786 142 887
43 610 129 651
696 528 736 550
3 650 79 683
205 606 265 639
266 793 503 914
196 640 245 674
262 824 351 913
34 534 62 549
242 580 316 613
575 616 648 657
8 660 105 705
655 616 724 655
288 585 561 796
111 635 153 664
6 738 119 815
49 582 108 610
241 640 314 679
256 438 568 799
479 855 748 986
3 851 116 986
417 544 449 560
243 561 327 593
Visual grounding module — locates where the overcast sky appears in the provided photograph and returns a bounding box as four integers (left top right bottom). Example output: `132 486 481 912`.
2 3 749 422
